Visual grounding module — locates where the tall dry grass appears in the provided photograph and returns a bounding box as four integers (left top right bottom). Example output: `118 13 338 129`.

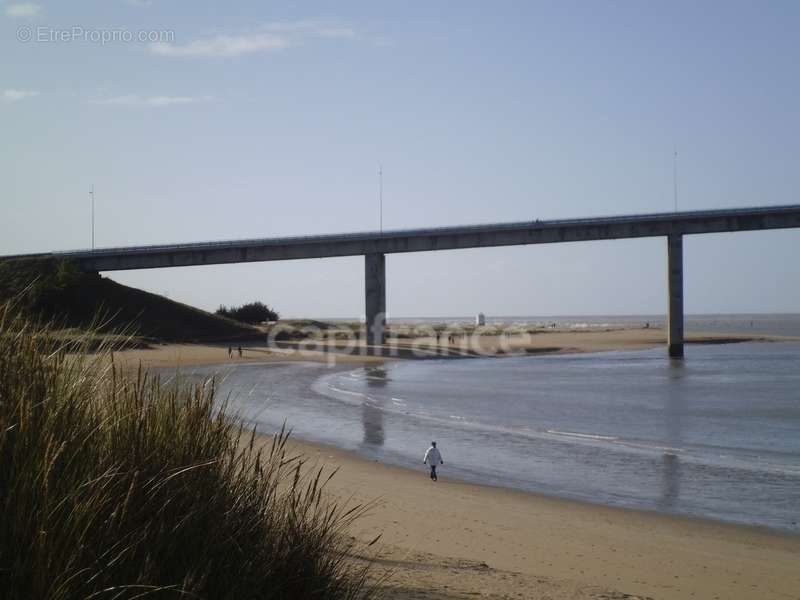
0 306 378 599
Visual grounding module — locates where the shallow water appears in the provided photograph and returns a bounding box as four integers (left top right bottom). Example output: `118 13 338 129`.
188 341 800 533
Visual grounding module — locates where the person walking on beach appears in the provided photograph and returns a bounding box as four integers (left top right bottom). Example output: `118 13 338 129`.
423 441 443 481
227 346 232 359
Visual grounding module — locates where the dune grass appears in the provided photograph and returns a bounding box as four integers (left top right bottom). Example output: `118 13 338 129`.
0 306 379 599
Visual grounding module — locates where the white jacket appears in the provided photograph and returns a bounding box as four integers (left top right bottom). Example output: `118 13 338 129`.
424 446 443 465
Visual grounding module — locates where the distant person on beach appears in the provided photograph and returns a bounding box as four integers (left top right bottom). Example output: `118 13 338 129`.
237 346 243 358
423 441 443 481
228 346 232 358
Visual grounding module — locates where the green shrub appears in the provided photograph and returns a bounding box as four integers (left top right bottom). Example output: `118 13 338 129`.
216 302 279 324
0 307 378 599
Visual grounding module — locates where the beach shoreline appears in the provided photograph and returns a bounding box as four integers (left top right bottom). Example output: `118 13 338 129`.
115 330 800 599
275 434 800 600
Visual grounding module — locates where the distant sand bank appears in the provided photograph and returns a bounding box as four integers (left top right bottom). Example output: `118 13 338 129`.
113 327 794 370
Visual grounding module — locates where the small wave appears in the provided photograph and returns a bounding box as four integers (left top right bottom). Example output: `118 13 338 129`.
326 384 367 399
547 429 619 441
614 440 684 454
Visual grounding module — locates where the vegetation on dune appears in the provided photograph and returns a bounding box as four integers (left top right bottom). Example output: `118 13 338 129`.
0 257 259 342
216 301 279 324
0 307 379 599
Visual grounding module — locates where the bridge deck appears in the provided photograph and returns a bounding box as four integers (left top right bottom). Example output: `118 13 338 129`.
2 204 799 272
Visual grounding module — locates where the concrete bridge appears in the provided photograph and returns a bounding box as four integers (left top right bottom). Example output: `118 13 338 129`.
5 204 800 357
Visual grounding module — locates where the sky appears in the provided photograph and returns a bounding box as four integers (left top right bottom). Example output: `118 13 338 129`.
2 1 799 318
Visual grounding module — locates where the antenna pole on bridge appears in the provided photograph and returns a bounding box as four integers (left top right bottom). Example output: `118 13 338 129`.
673 147 678 212
90 184 95 250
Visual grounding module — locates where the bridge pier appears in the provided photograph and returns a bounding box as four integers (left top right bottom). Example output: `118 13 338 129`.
365 253 386 347
667 234 684 358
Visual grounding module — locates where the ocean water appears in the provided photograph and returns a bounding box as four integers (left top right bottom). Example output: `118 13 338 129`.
389 313 800 336
184 337 800 534
390 313 800 338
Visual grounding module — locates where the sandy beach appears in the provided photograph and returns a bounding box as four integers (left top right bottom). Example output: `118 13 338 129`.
113 328 800 599
284 436 800 600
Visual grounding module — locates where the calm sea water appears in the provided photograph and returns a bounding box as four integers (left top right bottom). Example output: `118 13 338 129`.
186 316 800 533
391 313 800 338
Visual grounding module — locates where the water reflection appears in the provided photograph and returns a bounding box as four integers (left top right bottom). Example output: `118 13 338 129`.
659 453 681 509
659 359 686 510
361 367 387 446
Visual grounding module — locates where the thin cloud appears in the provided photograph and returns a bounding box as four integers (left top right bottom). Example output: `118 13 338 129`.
4 2 43 18
151 20 356 58
93 94 211 107
151 33 291 58
2 89 40 102
260 20 357 39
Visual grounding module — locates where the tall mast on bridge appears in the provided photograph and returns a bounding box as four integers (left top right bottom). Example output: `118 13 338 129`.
673 147 678 212
90 184 95 250
379 165 383 232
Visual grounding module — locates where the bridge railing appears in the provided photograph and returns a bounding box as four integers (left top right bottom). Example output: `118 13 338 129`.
45 204 800 259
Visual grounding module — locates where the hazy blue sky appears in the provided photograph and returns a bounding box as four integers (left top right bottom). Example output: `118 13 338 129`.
2 1 798 318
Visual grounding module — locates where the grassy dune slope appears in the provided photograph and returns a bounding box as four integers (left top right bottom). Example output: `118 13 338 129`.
0 310 378 599
0 257 258 342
